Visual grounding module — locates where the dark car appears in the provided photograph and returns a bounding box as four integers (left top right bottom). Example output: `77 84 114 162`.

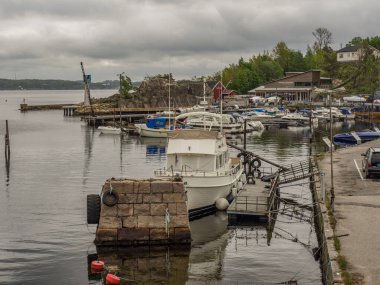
361 147 380 178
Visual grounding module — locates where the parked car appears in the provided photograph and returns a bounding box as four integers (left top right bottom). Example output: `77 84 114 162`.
361 147 380 178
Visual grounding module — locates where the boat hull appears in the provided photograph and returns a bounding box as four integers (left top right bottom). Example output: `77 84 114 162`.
98 126 122 134
135 124 170 138
333 131 380 145
157 167 244 218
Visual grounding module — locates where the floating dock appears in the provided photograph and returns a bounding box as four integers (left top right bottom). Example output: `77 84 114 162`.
227 176 279 224
226 156 319 225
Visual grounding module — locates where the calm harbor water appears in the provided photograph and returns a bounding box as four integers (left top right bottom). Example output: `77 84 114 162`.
0 90 367 285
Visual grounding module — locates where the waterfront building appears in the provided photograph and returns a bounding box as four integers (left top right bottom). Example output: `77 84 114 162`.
248 70 332 103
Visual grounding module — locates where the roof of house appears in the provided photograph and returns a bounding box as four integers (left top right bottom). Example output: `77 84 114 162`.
260 70 321 86
336 45 360 53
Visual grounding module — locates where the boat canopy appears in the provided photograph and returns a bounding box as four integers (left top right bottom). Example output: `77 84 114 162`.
146 117 168 128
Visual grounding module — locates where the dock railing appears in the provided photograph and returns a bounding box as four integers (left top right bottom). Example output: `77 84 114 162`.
233 195 268 214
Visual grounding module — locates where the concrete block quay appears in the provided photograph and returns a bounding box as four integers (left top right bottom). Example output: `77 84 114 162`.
319 139 380 284
95 178 191 246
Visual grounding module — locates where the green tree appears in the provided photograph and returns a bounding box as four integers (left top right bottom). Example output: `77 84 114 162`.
120 74 133 99
288 50 306 71
304 46 317 70
273 41 291 71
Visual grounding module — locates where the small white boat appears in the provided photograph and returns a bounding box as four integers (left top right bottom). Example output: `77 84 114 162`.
281 112 318 126
176 111 254 134
134 116 183 138
155 129 245 217
98 126 122 134
134 123 172 138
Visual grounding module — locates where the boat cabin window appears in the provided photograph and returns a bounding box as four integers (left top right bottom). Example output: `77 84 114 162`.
167 154 215 172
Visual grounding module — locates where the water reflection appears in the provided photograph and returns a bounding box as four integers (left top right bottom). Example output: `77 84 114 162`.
83 126 95 186
139 137 167 158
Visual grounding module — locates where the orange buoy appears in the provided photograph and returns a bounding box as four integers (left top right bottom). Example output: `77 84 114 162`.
106 273 121 285
91 260 105 271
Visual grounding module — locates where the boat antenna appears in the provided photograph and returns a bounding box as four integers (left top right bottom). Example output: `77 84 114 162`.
169 73 171 130
220 71 223 133
203 77 206 102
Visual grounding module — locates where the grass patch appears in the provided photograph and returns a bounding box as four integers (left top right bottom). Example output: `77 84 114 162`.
333 236 341 251
337 255 353 285
325 196 337 230
337 255 348 270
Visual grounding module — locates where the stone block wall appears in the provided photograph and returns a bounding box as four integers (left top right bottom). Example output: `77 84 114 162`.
95 178 191 246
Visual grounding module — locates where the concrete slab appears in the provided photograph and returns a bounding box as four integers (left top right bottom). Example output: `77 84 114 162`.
319 138 380 284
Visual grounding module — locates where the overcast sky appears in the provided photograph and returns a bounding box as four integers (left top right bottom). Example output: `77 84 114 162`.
0 0 379 81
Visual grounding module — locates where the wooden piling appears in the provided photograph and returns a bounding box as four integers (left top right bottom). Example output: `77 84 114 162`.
5 120 10 167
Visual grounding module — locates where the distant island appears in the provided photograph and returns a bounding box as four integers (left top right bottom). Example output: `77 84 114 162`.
0 79 120 90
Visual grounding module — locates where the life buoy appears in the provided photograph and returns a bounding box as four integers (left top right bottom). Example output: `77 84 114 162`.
250 158 261 169
91 260 104 271
102 191 119 207
106 273 121 285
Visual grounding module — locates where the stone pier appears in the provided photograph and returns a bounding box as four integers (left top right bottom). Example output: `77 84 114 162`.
95 178 191 246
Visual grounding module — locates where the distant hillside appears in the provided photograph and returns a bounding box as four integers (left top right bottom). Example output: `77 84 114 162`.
0 79 120 90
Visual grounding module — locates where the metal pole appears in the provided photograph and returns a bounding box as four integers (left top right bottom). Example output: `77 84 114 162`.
119 73 122 126
243 120 247 150
329 94 335 211
220 72 223 133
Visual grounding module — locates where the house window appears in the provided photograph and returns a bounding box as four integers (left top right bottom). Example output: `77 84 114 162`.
339 53 343 58
352 52 355 56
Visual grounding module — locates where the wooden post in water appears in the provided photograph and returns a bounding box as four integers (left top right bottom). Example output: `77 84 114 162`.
5 120 10 167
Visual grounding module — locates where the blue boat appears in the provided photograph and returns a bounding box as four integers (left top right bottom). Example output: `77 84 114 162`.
333 131 380 145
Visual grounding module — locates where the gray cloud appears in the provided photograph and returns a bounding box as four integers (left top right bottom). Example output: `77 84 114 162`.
0 0 379 81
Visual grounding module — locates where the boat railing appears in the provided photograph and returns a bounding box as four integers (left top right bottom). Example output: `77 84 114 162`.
233 195 268 212
154 162 242 177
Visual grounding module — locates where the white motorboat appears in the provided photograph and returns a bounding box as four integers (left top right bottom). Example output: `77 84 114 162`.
134 116 184 138
281 112 318 126
155 129 245 218
176 111 254 134
134 123 171 138
98 126 122 134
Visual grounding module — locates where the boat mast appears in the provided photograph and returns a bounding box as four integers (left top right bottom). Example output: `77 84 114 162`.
220 71 223 133
168 73 171 130
203 77 206 102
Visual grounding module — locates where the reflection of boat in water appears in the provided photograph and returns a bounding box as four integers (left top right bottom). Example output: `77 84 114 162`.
88 212 230 284
155 130 245 218
188 212 230 280
87 212 283 284
138 136 167 146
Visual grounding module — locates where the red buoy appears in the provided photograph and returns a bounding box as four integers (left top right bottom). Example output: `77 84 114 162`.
106 273 121 285
91 260 104 271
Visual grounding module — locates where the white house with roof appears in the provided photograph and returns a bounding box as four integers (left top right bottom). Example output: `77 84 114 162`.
337 45 380 62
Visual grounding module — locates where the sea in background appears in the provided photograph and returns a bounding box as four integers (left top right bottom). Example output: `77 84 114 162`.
0 90 369 285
